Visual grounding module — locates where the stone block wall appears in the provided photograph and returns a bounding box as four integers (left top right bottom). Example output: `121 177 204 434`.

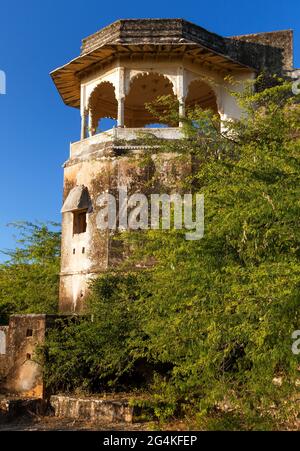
59 141 192 313
0 315 64 398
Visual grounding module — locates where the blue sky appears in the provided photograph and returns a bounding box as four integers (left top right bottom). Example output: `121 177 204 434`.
0 0 299 259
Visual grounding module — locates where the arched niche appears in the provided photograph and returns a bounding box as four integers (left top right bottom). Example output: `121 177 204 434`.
124 73 176 127
185 79 219 114
88 81 117 134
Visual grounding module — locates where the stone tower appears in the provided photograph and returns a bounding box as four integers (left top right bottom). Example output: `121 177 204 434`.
51 19 295 313
0 19 297 399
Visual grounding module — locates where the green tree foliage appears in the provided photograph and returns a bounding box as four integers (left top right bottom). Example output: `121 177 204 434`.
0 222 60 322
42 79 300 429
41 272 151 393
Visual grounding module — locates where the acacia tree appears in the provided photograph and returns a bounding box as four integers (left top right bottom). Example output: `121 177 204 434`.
126 78 300 428
0 222 60 323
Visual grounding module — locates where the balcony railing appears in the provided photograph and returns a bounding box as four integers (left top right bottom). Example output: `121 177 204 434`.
70 127 183 158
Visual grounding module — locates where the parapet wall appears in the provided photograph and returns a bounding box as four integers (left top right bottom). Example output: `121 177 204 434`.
50 395 134 423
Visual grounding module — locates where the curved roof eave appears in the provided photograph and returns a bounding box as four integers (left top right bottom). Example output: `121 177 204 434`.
50 42 252 109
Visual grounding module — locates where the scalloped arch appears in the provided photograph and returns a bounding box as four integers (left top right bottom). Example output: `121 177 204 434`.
127 71 176 96
124 71 176 127
186 77 218 98
88 80 117 108
185 77 219 114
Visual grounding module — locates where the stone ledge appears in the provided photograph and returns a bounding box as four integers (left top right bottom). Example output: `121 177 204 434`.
70 127 183 159
50 395 134 423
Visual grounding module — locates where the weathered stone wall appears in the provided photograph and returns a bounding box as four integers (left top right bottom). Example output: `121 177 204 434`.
0 326 9 380
231 30 293 72
81 19 201 54
50 395 133 423
80 19 293 74
60 140 191 313
0 315 65 398
2 315 47 397
0 326 7 355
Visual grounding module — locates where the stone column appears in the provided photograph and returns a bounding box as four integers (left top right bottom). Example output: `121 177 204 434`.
177 67 187 127
117 97 125 127
80 110 87 140
178 97 186 127
117 66 125 127
88 109 92 136
88 109 96 136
